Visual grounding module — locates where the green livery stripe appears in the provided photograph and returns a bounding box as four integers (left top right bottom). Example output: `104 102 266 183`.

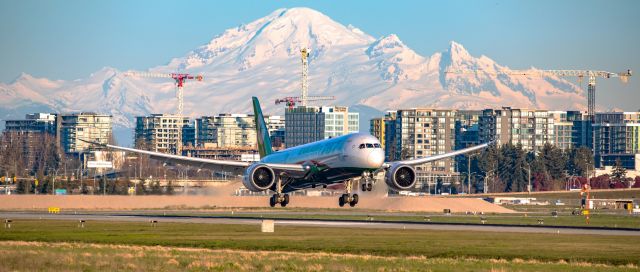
252 97 274 157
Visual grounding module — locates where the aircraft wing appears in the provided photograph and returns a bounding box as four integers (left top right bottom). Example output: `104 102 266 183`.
80 140 307 177
383 141 493 168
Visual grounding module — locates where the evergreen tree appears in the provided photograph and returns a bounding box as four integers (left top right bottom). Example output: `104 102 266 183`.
567 147 594 177
611 158 627 181
541 143 565 181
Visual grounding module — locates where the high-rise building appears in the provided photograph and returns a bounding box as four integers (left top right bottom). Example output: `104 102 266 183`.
194 114 284 149
60 113 112 154
383 111 397 162
285 106 358 147
370 111 400 156
4 113 58 135
392 108 456 173
593 112 640 168
3 113 60 168
548 111 574 151
135 114 189 154
265 116 286 149
370 117 385 147
455 110 482 149
479 107 554 152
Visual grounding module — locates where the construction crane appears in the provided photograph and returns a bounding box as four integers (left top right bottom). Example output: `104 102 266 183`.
446 69 632 118
300 48 310 106
124 72 204 116
275 48 335 109
275 96 335 110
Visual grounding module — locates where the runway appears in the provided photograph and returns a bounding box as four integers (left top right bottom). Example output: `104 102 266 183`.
1 211 639 236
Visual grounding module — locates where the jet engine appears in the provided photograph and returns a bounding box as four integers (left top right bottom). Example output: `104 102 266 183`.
384 163 417 191
243 164 276 192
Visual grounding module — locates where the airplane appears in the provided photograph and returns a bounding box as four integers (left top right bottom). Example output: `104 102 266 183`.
84 97 491 207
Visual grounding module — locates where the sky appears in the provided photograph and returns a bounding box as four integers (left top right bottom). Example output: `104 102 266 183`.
1 0 639 110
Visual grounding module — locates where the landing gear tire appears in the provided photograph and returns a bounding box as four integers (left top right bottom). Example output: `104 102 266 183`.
338 193 359 207
269 195 277 207
280 194 290 207
270 193 290 207
361 183 366 191
339 194 348 207
349 194 359 207
366 183 372 191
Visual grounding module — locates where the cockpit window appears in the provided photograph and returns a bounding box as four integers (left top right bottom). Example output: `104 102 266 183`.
373 143 381 148
366 143 373 148
359 144 366 149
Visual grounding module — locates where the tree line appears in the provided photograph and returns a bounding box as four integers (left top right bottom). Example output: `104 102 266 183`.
461 143 639 193
0 131 224 195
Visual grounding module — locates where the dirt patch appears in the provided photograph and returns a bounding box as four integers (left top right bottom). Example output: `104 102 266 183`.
0 194 513 213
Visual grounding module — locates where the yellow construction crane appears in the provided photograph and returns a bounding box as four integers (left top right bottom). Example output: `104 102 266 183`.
446 69 632 118
275 48 335 109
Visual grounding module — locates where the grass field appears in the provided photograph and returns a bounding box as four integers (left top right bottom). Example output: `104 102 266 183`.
465 188 640 202
0 219 639 271
146 210 640 229
0 241 637 272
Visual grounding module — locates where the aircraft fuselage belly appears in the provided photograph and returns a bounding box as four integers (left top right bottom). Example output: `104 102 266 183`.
259 133 384 191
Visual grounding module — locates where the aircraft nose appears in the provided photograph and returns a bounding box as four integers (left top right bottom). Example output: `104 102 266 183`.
368 150 384 167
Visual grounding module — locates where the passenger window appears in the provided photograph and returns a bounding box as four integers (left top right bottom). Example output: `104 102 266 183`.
366 143 373 148
359 144 365 149
374 143 381 148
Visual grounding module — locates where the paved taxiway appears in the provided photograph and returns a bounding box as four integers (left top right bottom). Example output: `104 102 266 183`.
1 212 639 236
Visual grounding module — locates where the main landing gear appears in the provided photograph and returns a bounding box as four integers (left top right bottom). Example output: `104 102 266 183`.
269 176 290 207
270 193 289 207
338 179 359 207
360 171 373 192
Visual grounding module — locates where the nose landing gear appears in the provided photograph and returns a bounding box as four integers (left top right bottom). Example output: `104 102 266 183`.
360 171 374 192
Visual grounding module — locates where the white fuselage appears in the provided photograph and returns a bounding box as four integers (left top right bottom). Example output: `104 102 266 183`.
261 133 385 171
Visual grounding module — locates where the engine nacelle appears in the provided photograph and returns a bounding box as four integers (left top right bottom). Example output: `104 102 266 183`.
385 163 417 191
242 164 276 192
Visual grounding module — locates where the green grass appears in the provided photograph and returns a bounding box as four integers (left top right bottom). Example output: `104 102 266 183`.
465 188 640 201
143 210 640 229
0 241 637 271
0 219 639 268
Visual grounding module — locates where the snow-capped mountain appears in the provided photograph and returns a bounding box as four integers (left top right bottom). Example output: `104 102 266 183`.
1 7 586 142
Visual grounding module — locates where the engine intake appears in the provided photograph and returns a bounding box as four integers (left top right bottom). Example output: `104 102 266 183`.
243 164 276 192
385 163 417 191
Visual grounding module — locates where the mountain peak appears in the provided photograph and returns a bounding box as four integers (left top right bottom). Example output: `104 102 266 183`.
448 40 471 60
366 34 407 58
276 7 328 18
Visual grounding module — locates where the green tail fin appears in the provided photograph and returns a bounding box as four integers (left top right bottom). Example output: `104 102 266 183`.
252 97 274 157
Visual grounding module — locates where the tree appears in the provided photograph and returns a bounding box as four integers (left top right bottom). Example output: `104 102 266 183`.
546 144 566 180
633 176 640 188
135 179 147 195
567 147 594 177
150 180 162 195
590 175 610 189
166 180 175 195
611 158 627 182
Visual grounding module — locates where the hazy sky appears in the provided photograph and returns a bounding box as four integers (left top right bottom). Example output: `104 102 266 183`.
1 0 638 110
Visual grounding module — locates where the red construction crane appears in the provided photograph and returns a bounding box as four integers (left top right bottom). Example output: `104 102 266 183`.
124 72 204 116
275 96 335 110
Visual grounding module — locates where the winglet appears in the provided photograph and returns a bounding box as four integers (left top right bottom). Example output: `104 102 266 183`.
252 97 274 157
